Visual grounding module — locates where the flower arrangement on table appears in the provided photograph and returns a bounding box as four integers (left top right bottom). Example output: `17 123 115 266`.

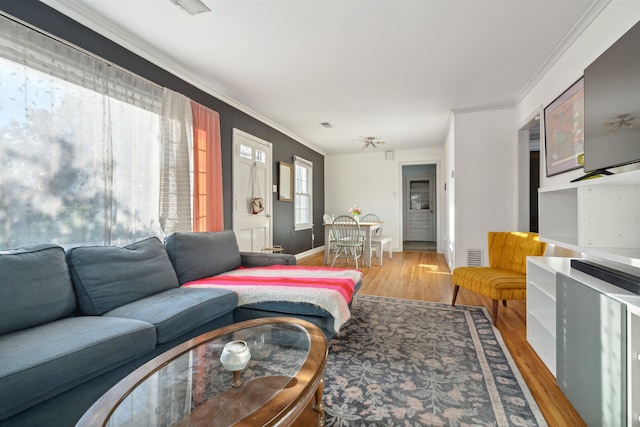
349 205 361 221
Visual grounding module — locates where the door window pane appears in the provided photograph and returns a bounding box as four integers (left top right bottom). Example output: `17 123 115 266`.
239 144 252 159
409 180 430 210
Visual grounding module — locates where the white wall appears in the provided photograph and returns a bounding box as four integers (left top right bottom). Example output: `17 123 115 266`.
443 114 455 269
325 147 445 253
516 0 640 188
324 1 640 267
451 107 517 268
447 1 640 267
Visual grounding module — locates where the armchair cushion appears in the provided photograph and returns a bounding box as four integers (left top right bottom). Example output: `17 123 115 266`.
488 231 544 274
451 267 527 301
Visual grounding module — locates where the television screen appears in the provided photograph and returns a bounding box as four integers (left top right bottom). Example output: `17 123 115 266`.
583 20 640 174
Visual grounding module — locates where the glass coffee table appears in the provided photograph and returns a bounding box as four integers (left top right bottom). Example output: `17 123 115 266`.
77 317 328 427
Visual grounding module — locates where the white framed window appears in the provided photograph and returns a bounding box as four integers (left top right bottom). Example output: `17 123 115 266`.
294 156 313 230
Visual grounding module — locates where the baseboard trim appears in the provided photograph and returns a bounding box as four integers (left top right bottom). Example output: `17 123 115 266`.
296 246 325 260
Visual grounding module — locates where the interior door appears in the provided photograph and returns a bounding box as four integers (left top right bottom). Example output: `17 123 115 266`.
232 129 272 252
405 176 435 241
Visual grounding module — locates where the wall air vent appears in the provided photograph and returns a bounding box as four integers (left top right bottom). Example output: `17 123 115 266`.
467 249 483 266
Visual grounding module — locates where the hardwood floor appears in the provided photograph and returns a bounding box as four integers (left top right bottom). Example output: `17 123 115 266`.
298 250 586 427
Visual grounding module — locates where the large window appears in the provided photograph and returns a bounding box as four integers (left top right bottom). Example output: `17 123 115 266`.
294 156 313 230
0 55 163 248
0 15 225 249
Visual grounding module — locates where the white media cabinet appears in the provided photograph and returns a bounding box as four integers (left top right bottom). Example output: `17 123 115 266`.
528 169 640 426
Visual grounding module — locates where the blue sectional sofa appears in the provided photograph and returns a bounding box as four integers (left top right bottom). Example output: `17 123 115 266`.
0 230 312 427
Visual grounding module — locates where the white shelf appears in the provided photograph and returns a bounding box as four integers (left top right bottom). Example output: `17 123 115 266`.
530 308 555 335
527 257 560 376
526 256 573 377
539 169 640 265
527 314 556 375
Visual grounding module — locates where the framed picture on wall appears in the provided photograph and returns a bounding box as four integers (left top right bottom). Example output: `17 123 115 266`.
544 77 584 177
278 161 293 201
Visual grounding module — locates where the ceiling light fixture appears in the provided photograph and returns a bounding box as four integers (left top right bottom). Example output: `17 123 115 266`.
169 0 211 15
360 136 385 152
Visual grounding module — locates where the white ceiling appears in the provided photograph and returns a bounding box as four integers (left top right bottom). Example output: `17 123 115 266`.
41 0 607 155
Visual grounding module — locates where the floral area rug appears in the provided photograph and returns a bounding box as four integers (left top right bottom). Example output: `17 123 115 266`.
324 295 547 426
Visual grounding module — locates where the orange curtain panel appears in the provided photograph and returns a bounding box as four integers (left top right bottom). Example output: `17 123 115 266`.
190 100 224 231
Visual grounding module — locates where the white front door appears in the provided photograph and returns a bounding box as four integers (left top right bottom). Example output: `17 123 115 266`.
232 129 272 252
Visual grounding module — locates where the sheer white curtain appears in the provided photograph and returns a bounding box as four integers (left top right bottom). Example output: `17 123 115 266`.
0 15 165 248
160 88 194 234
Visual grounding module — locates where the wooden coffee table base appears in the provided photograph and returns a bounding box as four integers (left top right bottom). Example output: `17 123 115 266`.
297 378 325 427
173 376 325 427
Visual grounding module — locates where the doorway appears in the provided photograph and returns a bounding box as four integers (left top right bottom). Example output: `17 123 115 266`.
232 129 273 252
402 164 437 252
517 114 541 232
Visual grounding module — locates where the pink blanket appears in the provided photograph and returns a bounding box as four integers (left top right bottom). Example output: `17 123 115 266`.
183 265 362 333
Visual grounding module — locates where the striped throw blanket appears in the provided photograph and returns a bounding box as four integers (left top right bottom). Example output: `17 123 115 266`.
183 265 362 333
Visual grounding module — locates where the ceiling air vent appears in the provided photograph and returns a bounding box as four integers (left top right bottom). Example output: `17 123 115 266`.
467 249 483 267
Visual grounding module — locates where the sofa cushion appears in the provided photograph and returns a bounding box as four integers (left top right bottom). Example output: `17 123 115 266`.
0 244 75 335
164 231 242 284
0 316 156 420
67 237 180 315
104 287 238 344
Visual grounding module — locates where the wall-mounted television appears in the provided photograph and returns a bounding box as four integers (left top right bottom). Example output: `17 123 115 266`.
582 20 640 179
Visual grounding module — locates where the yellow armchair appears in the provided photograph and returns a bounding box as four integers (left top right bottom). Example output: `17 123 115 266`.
451 231 546 325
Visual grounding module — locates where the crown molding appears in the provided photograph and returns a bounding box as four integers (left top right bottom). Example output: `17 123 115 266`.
40 0 326 156
452 0 612 116
451 102 515 115
513 0 612 105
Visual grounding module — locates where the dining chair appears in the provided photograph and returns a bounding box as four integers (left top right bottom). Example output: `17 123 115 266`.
361 213 392 266
330 215 363 269
360 214 381 231
323 213 336 254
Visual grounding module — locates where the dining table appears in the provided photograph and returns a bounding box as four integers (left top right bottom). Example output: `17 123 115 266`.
323 221 383 268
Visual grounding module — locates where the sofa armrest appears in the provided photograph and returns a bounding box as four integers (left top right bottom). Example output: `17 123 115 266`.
240 252 296 268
